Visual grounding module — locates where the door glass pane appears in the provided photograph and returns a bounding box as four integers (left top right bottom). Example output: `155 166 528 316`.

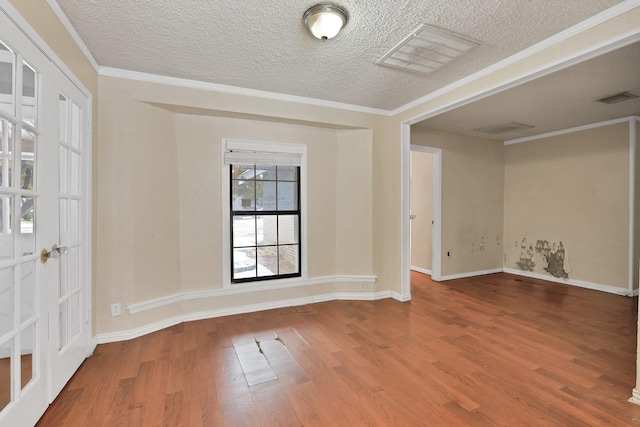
0 267 12 336
0 339 13 411
59 249 67 297
71 102 80 149
59 198 67 246
20 261 35 322
68 292 79 338
67 246 78 292
20 324 34 391
0 196 12 260
58 93 67 142
21 61 36 126
20 131 35 191
70 152 79 196
0 42 15 117
68 199 78 243
20 197 34 256
0 120 13 188
58 146 67 194
58 300 68 350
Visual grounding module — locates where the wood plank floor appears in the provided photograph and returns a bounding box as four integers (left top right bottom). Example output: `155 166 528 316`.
37 272 640 426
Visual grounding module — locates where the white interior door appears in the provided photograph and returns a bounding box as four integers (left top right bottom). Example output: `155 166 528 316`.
0 6 91 426
46 69 90 401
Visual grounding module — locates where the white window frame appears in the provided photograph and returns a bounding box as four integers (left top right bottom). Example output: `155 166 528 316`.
221 138 307 288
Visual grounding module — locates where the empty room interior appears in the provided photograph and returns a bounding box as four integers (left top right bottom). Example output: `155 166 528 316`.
1 0 640 425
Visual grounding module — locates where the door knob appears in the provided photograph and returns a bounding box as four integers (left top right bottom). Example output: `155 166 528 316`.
40 244 68 263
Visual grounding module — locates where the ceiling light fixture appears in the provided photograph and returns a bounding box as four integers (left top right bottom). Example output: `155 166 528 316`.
303 4 348 40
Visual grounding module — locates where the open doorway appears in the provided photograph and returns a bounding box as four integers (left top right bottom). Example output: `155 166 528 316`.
401 138 442 300
410 149 433 276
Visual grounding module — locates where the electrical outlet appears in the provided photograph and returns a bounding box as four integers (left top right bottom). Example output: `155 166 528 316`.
360 283 366 292
110 303 121 317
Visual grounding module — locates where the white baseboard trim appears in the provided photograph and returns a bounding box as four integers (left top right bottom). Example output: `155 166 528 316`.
96 289 393 344
87 338 98 357
126 274 377 315
439 268 503 281
503 268 635 297
410 266 432 275
629 388 640 406
391 291 411 302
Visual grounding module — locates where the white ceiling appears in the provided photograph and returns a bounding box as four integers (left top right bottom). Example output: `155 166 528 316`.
55 0 625 112
416 41 640 140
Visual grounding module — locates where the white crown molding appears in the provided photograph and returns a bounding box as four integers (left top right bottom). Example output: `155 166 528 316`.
504 116 640 145
98 288 390 344
393 1 640 117
46 0 99 72
126 274 378 314
503 268 636 297
99 66 392 117
439 268 504 281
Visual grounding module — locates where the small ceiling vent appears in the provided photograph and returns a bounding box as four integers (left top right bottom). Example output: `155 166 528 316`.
474 122 535 135
377 24 480 75
596 91 638 104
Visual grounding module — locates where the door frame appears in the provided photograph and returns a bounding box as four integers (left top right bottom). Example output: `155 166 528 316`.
409 144 441 280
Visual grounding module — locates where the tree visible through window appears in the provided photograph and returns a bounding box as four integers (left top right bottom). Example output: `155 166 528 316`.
230 164 301 282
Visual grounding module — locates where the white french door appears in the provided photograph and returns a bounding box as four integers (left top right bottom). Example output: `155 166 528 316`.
46 66 90 401
0 5 91 426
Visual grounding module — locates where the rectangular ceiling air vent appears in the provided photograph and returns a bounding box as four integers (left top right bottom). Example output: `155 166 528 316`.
596 91 638 104
377 24 480 75
474 122 535 135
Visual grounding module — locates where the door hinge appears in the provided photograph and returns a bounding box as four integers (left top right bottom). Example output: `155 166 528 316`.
86 310 91 323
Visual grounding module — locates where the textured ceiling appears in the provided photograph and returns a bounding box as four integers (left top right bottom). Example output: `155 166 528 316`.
55 0 623 111
416 42 640 140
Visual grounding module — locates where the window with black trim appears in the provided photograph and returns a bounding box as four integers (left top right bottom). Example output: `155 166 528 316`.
230 164 301 282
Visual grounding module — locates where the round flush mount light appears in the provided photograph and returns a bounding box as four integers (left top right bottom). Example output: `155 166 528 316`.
303 4 348 40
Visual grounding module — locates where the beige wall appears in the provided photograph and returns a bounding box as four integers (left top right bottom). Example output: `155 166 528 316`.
96 75 383 333
335 130 374 275
504 123 630 289
11 0 640 340
410 151 433 271
411 128 504 277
